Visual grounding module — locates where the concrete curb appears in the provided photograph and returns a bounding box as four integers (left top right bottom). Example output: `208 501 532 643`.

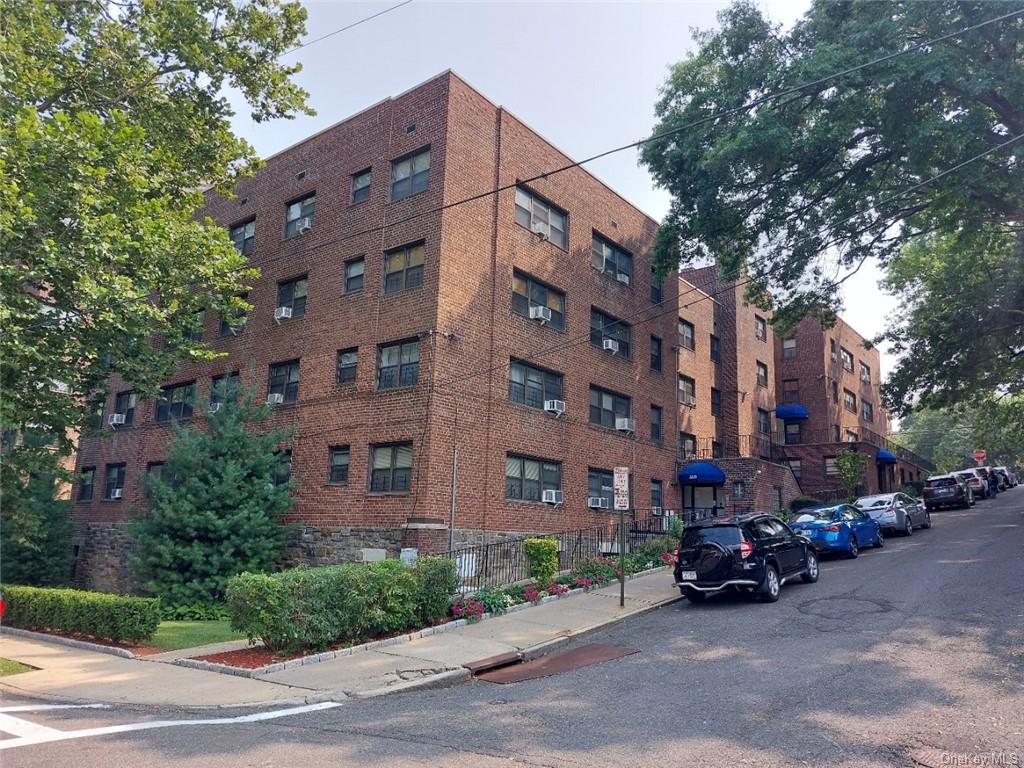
0 626 136 659
347 668 472 699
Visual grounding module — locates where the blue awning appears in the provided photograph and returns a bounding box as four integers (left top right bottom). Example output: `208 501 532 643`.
678 461 726 486
876 449 898 465
775 404 810 421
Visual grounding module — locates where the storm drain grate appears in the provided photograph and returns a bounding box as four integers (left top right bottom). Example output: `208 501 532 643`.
474 644 638 684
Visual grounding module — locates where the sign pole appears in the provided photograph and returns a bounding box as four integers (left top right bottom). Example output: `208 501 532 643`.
613 466 630 609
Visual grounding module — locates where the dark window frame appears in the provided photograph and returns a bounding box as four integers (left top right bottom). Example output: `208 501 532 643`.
591 231 633 286
513 185 568 250
782 379 800 403
230 218 255 256
677 319 695 351
504 454 562 502
210 371 240 406
755 315 768 342
390 146 431 202
588 385 631 429
678 375 696 405
844 388 857 413
710 334 720 363
757 408 772 435
508 360 563 409
782 337 796 359
590 307 631 358
511 270 565 331
351 168 372 204
650 404 663 443
156 381 196 422
328 445 350 485
336 348 358 385
78 467 95 501
650 335 662 371
113 390 137 426
284 192 316 238
276 275 308 317
384 242 425 295
268 359 301 404
756 360 769 388
103 463 126 500
587 468 615 508
377 339 420 390
369 442 413 494
345 257 365 294
710 388 722 417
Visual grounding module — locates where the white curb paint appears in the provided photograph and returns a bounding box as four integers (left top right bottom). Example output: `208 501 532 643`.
0 701 342 750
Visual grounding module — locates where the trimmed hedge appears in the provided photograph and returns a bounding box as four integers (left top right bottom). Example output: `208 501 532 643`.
2 585 161 644
523 538 559 588
411 556 457 626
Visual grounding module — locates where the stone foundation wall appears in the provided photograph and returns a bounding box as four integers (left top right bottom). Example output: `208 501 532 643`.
73 522 139 594
283 526 405 567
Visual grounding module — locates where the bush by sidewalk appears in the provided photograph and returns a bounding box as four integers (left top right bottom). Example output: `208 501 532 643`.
2 585 161 644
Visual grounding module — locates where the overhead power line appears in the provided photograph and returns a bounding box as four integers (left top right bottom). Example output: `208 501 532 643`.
280 0 414 57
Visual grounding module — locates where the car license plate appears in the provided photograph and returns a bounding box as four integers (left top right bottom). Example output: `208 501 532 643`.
801 529 814 537
681 570 697 581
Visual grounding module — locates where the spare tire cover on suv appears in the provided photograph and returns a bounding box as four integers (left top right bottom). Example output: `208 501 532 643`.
681 525 743 581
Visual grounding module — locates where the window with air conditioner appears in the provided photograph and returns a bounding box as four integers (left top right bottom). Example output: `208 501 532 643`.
589 386 630 429
590 307 630 358
230 218 255 256
678 375 696 405
268 360 300 404
679 432 697 459
514 186 567 249
284 193 315 238
512 270 565 330
588 468 615 509
104 463 126 500
591 233 633 285
509 360 563 410
505 454 561 502
113 390 136 426
650 479 663 510
277 276 308 317
210 371 240 407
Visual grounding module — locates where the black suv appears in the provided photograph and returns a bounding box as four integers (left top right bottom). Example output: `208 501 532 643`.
673 515 819 603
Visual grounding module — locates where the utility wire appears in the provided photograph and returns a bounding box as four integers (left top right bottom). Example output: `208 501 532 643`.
280 1 414 57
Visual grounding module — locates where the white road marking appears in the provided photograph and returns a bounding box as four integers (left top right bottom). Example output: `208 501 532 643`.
0 701 342 750
0 704 110 713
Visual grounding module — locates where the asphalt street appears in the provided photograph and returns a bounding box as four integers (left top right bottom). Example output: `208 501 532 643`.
5 489 1022 768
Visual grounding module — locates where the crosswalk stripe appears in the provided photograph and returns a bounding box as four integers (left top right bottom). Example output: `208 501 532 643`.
0 713 62 739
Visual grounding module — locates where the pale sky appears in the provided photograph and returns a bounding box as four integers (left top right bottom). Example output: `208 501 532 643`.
227 0 897 377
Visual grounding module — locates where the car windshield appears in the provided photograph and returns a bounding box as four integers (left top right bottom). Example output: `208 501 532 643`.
680 525 742 548
854 496 893 509
925 477 958 488
790 508 837 523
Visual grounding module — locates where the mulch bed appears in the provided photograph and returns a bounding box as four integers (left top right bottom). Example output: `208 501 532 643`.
12 626 163 656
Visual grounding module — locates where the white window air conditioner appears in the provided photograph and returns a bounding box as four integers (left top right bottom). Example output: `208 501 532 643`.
208 402 222 414
651 506 663 516
616 273 630 286
110 488 123 499
588 496 610 509
297 217 312 234
267 393 285 405
108 413 126 427
273 306 292 323
615 417 635 433
602 338 619 354
543 399 566 416
542 489 564 505
529 305 552 324
530 221 548 240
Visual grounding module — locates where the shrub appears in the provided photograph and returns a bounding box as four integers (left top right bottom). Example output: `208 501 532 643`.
0 474 73 587
571 556 619 584
546 582 569 596
450 596 485 621
501 583 527 604
473 586 511 616
523 538 559 587
789 496 823 512
411 557 457 626
225 560 420 653
2 585 160 644
160 602 230 621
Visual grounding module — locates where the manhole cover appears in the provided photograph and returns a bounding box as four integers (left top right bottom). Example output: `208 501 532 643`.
797 596 893 620
476 644 638 684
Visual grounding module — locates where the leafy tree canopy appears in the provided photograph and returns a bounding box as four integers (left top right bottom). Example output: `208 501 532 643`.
641 0 1023 345
0 0 311 497
0 473 74 587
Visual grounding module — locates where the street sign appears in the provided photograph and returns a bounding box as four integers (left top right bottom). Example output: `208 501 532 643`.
973 449 987 462
613 466 630 511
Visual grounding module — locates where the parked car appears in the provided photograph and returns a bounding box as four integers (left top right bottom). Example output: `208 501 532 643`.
854 492 932 536
923 474 973 510
789 503 883 557
996 467 1019 487
954 470 987 500
673 515 818 604
993 467 1013 490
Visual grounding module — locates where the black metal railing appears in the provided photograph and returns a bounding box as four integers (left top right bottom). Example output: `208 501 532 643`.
771 427 935 472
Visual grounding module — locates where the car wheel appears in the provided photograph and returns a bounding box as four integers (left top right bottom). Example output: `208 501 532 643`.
922 512 932 529
903 516 914 536
758 565 781 602
875 528 884 548
682 588 706 603
847 536 859 559
801 551 819 583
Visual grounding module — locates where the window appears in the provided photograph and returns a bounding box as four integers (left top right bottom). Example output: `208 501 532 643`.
831 380 840 401
156 381 195 422
733 481 746 499
268 360 300 404
514 186 567 249
861 400 874 421
650 405 663 442
650 335 663 371
651 479 663 510
590 308 631 358
845 429 858 442
830 338 838 360
210 371 240 405
377 339 419 389
352 169 371 204
782 337 796 359
710 334 720 363
509 360 563 409
284 193 315 238
591 233 633 285
219 296 247 337
390 147 430 201
757 408 772 435
756 361 769 388
712 441 723 459
370 443 413 493
113 391 136 426
787 459 802 480
860 362 871 383
772 487 783 513
273 450 291 486
589 386 631 428
785 422 802 445
650 268 663 304
755 315 767 341
104 463 125 500
277 276 308 317
844 389 857 413
328 446 350 484
512 271 565 330
384 242 425 294
588 468 614 508
186 311 204 342
335 348 358 384
78 468 95 501
230 219 255 255
678 375 696 405
841 347 854 372
782 379 799 403
824 457 838 477
680 432 697 459
831 424 841 442
144 462 163 499
710 388 721 417
505 455 561 501
677 319 695 351
345 258 365 293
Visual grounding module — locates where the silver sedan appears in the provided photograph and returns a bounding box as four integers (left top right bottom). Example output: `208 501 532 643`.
854 492 931 536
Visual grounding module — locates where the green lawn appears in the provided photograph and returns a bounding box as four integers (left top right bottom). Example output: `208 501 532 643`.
0 657 37 677
149 621 245 651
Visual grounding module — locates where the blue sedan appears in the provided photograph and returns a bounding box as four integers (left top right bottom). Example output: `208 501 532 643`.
788 504 883 558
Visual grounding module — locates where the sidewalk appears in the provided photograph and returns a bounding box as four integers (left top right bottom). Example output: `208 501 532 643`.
0 569 681 708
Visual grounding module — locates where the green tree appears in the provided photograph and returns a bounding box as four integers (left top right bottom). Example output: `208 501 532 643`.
129 390 295 607
640 0 1023 390
834 450 868 500
0 472 73 586
0 0 311 499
